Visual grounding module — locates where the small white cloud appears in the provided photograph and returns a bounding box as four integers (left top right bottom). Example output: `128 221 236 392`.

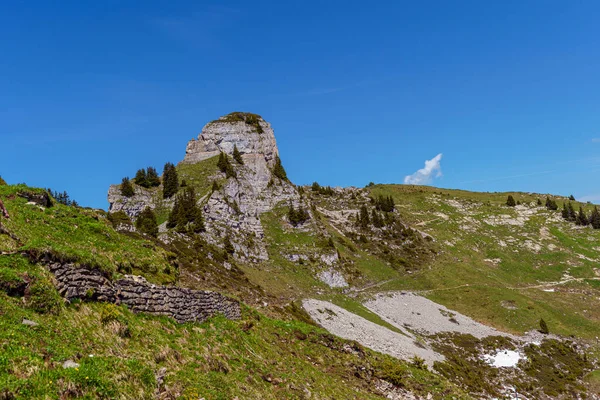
404 153 443 185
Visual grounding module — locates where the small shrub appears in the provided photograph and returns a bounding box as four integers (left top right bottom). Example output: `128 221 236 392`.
27 278 62 314
506 195 516 207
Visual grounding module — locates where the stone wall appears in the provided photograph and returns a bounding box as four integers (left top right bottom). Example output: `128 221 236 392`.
47 262 241 323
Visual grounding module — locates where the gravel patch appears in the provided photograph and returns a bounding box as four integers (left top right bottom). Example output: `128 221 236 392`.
302 299 444 365
364 292 511 339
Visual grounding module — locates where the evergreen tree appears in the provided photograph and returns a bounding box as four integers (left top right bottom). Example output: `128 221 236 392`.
272 155 288 181
223 235 235 255
539 318 549 334
217 152 236 178
311 182 321 192
561 203 569 220
357 205 370 228
135 207 158 237
569 194 576 201
567 202 576 222
374 195 395 212
589 207 600 229
537 198 542 206
576 206 589 226
146 167 161 187
233 145 244 165
0 176 6 186
506 195 516 207
120 177 135 197
545 197 558 211
162 162 179 199
180 179 187 187
371 209 384 228
288 202 310 226
167 187 205 233
211 181 220 192
134 169 147 187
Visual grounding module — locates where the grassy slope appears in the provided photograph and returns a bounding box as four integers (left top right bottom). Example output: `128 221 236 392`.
365 184 600 340
0 184 173 284
0 256 466 399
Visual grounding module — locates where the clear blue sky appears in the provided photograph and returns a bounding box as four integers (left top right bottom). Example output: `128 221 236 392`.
2 1 600 209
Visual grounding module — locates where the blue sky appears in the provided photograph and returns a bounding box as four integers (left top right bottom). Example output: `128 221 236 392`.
2 1 600 209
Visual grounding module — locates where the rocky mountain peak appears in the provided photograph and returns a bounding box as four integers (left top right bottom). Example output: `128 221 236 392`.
183 112 278 167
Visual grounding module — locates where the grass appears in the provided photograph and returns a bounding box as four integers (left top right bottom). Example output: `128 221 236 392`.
360 184 600 341
0 256 468 399
0 184 173 284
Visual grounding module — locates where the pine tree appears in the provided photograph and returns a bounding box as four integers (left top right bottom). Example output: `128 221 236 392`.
223 235 235 255
146 167 161 187
539 318 549 334
272 155 288 181
567 202 576 222
569 194 576 201
288 202 310 226
311 182 321 192
576 206 589 226
211 181 220 192
0 176 6 186
372 209 384 228
233 145 244 165
589 207 600 229
506 195 516 207
357 205 370 229
135 207 158 237
134 169 147 187
166 187 205 233
217 152 236 178
561 203 569 220
120 177 135 197
537 198 542 206
545 197 558 211
162 162 179 199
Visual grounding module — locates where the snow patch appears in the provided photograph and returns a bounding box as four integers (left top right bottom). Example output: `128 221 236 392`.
483 350 523 368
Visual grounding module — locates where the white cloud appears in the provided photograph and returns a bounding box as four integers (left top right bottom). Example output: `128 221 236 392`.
404 153 443 185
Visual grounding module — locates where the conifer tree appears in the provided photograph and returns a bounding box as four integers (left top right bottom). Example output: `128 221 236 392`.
135 207 158 237
120 177 135 197
357 205 370 228
506 195 516 207
539 318 549 334
217 152 236 178
576 206 589 226
134 169 147 187
180 179 187 187
223 235 235 255
272 155 288 181
537 198 542 206
569 194 576 201
233 145 244 165
561 203 569 220
146 167 161 187
288 202 310 226
0 176 6 186
545 197 558 211
211 181 220 192
166 187 205 233
590 207 600 229
311 182 321 192
162 162 179 199
567 202 576 222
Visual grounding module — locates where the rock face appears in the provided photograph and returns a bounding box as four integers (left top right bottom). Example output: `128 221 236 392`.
107 112 306 261
47 262 241 323
192 113 303 260
183 113 279 167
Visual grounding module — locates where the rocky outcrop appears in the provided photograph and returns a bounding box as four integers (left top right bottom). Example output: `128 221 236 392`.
183 113 278 167
47 262 241 323
107 112 307 261
107 185 163 220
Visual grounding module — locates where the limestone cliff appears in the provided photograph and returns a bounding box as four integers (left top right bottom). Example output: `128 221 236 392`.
107 112 307 261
